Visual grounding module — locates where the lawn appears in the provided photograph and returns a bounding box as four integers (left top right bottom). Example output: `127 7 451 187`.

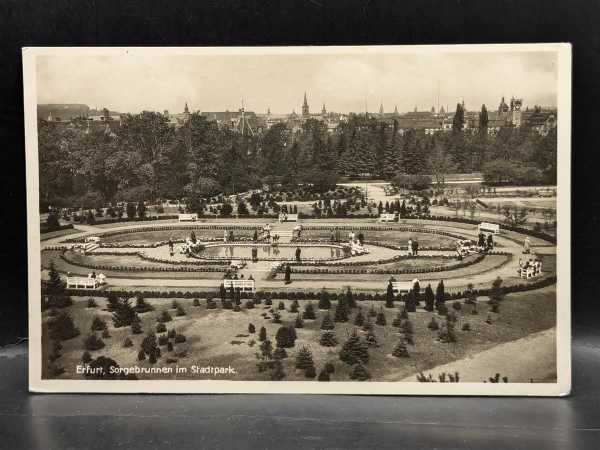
301 229 463 248
101 228 255 245
279 254 512 283
42 285 556 383
41 228 82 241
42 250 226 280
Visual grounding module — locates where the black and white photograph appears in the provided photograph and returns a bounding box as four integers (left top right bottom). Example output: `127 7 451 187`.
23 45 571 395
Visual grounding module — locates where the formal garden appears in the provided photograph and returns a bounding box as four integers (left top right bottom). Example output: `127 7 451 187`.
40 212 558 383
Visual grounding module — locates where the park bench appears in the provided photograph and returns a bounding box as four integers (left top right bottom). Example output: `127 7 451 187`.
66 275 105 290
222 279 255 293
378 213 397 222
478 222 500 235
178 213 198 222
390 280 417 295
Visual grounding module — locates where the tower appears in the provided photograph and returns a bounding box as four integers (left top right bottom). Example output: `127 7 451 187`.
379 102 384 116
393 105 399 115
321 103 327 116
235 99 254 136
510 97 523 127
498 96 509 114
302 92 310 117
183 102 190 123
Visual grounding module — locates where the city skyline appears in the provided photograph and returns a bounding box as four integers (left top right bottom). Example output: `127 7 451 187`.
36 50 558 115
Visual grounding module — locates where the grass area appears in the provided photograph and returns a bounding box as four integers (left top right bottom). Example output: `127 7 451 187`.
302 229 462 248
281 254 511 283
101 228 255 244
42 250 225 280
480 197 557 210
303 254 479 272
43 285 555 382
41 228 82 241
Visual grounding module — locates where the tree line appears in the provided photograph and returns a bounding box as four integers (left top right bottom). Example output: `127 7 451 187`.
38 109 557 210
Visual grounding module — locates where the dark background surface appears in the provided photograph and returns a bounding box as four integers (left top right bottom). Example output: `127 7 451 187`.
0 1 598 448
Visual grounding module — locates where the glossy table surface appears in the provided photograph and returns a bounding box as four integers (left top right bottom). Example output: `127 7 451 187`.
0 326 597 450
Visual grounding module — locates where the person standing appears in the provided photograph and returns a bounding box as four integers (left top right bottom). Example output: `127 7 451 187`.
295 246 301 262
413 240 419 256
523 236 531 254
284 264 292 284
487 234 494 250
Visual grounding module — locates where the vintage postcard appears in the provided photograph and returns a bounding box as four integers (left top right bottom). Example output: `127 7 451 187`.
24 44 571 395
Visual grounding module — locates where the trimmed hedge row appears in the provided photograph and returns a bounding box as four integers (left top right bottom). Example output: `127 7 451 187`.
53 275 556 302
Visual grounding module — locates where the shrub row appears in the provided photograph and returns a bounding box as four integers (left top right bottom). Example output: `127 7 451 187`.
55 275 556 302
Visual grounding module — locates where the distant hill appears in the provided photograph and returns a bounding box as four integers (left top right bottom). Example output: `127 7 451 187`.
37 104 122 121
37 104 90 121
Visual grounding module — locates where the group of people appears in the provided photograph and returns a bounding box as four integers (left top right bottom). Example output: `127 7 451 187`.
518 256 543 278
477 232 495 251
223 271 254 281
348 231 368 256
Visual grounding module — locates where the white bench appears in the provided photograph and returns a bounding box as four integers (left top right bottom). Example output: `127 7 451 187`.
222 279 255 293
378 213 397 222
66 276 101 290
178 213 198 222
478 222 500 235
390 281 415 295
278 213 298 222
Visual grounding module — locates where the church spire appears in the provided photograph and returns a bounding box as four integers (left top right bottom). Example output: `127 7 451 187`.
379 102 384 115
302 92 310 116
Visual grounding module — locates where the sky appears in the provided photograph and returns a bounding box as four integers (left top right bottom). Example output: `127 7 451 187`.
36 49 558 115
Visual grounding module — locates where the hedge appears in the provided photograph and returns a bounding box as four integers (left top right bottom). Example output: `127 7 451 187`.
50 275 555 302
